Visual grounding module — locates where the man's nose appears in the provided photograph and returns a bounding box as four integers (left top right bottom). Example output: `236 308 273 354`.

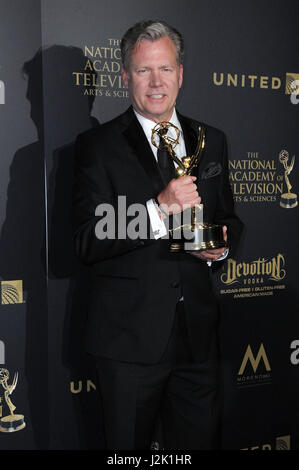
149 70 162 87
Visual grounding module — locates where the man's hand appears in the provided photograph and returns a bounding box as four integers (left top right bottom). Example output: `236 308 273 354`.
188 225 228 262
157 176 201 214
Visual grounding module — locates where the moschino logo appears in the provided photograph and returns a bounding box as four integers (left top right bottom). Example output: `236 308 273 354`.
1 281 24 305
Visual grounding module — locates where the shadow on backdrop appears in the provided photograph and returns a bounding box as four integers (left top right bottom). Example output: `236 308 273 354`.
0 45 104 449
0 46 48 449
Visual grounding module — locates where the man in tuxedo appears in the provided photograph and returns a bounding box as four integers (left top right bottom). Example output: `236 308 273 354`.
72 20 243 450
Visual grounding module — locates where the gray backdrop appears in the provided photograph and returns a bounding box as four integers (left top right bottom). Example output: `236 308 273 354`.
0 0 298 450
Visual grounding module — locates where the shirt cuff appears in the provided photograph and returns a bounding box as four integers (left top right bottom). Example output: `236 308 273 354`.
217 248 229 261
207 248 229 266
146 199 168 240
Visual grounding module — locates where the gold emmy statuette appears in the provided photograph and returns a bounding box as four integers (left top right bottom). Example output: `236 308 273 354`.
0 368 26 432
151 121 227 252
279 150 297 209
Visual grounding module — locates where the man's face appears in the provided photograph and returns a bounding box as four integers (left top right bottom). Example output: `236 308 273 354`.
122 36 183 123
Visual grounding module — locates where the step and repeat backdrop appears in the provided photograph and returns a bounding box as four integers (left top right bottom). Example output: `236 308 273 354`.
0 0 298 450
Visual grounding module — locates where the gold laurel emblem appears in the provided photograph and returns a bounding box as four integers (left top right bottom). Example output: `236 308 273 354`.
276 435 291 450
285 73 299 94
1 281 23 304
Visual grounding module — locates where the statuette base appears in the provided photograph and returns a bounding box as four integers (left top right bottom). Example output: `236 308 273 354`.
0 414 26 433
170 223 227 252
280 193 297 209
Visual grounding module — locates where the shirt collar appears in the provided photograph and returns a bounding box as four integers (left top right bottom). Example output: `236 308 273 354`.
133 108 182 142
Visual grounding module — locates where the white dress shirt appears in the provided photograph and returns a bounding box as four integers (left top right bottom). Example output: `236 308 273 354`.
134 108 185 239
134 108 228 263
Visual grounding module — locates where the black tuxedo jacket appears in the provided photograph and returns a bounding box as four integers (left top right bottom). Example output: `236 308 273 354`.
72 106 243 364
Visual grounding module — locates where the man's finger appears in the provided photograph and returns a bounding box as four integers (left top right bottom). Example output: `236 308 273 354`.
178 175 197 185
223 225 228 241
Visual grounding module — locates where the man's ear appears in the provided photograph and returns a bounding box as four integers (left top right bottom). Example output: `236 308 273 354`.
179 64 183 88
122 67 129 89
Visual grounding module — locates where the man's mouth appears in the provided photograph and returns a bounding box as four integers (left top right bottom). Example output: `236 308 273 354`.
148 94 165 99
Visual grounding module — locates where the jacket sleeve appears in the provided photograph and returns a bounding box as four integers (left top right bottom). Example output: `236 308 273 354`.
72 130 155 265
213 132 244 260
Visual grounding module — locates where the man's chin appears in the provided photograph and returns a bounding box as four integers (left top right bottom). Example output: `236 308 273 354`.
140 107 174 123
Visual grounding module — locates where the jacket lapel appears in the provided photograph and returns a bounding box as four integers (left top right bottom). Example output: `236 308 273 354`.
121 107 165 195
120 107 208 194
